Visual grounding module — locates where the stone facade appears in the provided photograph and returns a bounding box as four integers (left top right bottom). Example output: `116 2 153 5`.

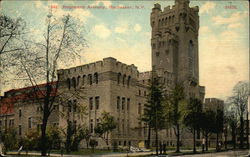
0 0 207 149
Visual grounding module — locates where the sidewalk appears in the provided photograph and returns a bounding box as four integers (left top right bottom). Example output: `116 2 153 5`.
7 149 250 157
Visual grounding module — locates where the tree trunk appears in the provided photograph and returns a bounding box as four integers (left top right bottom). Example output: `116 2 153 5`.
41 110 49 156
224 127 227 150
216 132 219 152
147 127 151 148
155 129 158 155
176 124 180 153
232 126 236 149
205 134 208 151
193 129 196 153
240 116 244 149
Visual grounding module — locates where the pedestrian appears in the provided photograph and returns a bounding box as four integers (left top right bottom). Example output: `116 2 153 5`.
159 142 162 155
202 138 205 153
163 143 167 155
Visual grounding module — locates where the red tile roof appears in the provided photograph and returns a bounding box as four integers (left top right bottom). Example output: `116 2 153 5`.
0 82 58 114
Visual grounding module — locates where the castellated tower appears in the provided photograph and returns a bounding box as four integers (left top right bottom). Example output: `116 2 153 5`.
151 0 204 99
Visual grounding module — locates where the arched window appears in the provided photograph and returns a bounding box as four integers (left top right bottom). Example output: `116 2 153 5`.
82 75 86 86
117 73 121 84
188 40 195 77
169 17 171 24
94 72 98 84
172 15 174 23
72 77 76 89
88 74 92 85
77 76 80 86
127 76 131 87
67 78 71 90
165 17 168 25
123 75 126 85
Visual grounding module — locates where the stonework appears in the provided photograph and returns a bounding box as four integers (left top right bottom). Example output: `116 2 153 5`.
1 0 208 149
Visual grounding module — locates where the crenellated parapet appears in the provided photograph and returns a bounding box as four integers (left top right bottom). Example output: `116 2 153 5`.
57 57 139 81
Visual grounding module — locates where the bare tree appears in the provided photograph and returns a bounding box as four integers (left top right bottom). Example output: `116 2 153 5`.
0 14 27 94
229 81 249 149
4 13 87 156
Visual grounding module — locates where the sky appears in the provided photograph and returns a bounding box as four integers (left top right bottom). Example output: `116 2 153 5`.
0 0 249 100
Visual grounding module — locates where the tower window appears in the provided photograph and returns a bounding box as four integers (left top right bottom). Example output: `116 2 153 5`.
117 96 120 110
95 96 100 110
89 97 93 110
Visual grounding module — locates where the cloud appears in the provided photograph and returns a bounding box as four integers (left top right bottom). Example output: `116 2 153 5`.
226 66 237 74
134 24 141 32
212 12 247 25
227 23 243 29
200 2 216 14
92 24 111 39
199 27 249 99
115 26 127 34
114 20 130 34
199 26 211 34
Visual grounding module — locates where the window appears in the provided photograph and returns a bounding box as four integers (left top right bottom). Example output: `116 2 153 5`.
156 52 160 57
28 117 32 129
127 76 131 87
94 73 98 84
72 77 76 89
139 90 141 96
127 98 130 111
19 109 22 117
77 76 81 86
144 91 147 96
95 96 100 110
117 96 120 110
88 74 92 85
67 78 71 90
138 103 141 115
117 73 121 84
19 125 22 136
188 40 195 77
122 97 125 110
117 118 120 132
123 75 126 85
90 120 93 133
89 97 93 110
82 75 86 85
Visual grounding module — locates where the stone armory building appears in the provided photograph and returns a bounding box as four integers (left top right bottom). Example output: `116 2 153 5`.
0 0 207 148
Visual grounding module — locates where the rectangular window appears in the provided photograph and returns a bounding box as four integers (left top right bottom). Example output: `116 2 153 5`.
95 96 100 110
19 125 22 136
122 97 125 110
28 117 32 129
127 98 130 111
117 96 120 110
89 97 93 110
90 123 93 133
138 103 141 115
